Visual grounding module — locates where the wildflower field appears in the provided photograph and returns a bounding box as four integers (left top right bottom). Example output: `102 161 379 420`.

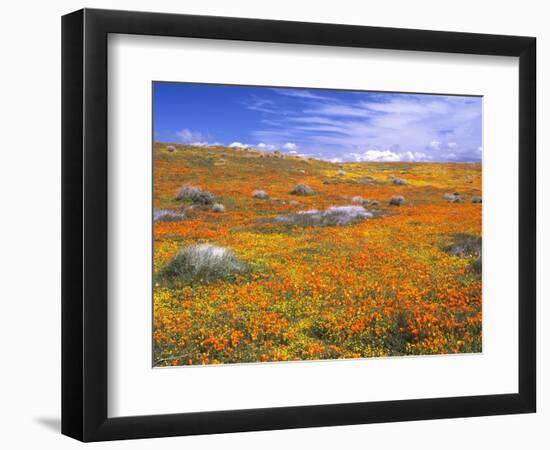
153 142 482 367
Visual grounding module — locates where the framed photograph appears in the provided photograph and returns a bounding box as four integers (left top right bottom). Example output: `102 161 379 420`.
62 8 536 441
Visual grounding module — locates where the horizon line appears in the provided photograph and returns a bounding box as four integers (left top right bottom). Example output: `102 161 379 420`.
154 141 482 164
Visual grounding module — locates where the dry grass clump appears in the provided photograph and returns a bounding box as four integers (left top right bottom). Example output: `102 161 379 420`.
356 176 375 185
166 145 176 152
472 196 482 204
290 184 314 195
175 185 200 200
351 196 365 205
275 205 372 227
389 195 405 206
252 190 270 200
153 209 186 222
322 206 373 225
337 169 346 176
191 190 215 205
159 244 248 283
443 234 482 276
211 203 226 213
175 185 215 205
444 193 464 203
470 256 482 275
443 233 481 258
391 177 407 186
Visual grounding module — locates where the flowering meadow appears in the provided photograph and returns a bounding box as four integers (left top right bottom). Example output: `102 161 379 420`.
153 143 482 366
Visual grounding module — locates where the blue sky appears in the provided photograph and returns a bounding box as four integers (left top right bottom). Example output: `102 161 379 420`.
153 82 482 163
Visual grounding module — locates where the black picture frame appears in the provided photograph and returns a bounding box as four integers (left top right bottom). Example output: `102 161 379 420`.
62 8 536 442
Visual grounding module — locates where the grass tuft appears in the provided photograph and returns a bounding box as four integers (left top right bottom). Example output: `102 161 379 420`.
443 233 482 276
275 205 373 227
252 190 270 200
389 195 405 206
159 243 248 283
153 209 186 222
290 184 314 195
175 185 215 205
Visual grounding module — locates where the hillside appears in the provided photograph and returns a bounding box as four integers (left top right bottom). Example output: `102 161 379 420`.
153 142 482 366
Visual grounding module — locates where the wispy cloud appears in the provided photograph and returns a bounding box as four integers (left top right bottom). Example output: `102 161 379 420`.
304 104 373 118
251 92 482 162
175 128 205 143
270 88 334 101
155 83 481 163
245 96 278 114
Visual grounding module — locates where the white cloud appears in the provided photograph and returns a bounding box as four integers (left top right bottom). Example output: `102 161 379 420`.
447 142 457 148
428 140 442 149
229 142 251 149
257 143 278 151
175 128 204 143
347 149 431 162
190 141 223 147
350 150 401 162
283 142 298 151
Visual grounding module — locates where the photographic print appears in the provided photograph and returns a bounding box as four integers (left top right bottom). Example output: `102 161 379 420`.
152 82 482 367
